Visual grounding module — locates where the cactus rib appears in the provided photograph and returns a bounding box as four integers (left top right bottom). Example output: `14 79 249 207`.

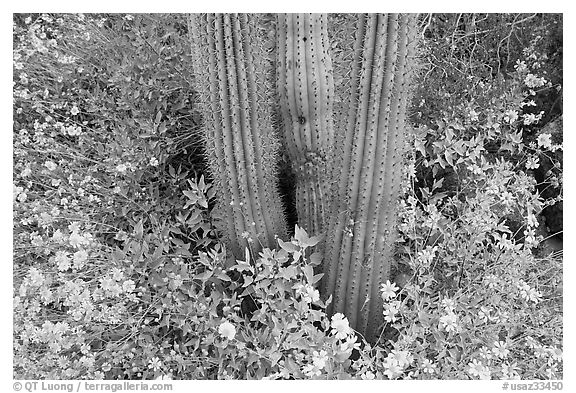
276 13 335 235
189 13 286 261
322 13 418 342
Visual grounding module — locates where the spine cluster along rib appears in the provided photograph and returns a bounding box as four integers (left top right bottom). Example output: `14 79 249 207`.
322 13 418 342
188 13 286 261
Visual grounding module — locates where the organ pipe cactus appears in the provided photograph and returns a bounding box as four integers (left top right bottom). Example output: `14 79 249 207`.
187 13 418 342
188 13 287 261
321 13 418 342
275 13 335 235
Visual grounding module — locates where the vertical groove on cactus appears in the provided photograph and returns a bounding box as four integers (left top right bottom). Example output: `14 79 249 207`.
366 13 417 338
322 13 418 342
188 13 286 261
276 13 335 235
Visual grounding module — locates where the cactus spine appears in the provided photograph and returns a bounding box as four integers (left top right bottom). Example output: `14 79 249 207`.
188 14 286 261
275 14 335 235
321 13 418 342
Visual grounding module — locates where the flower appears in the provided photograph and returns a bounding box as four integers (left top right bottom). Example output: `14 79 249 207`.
548 347 563 362
500 191 514 206
418 245 438 265
70 105 79 116
68 222 82 233
361 370 375 380
100 277 116 292
111 268 124 281
525 287 542 303
525 156 540 169
54 250 71 271
524 73 547 88
330 313 352 340
525 336 538 349
390 350 412 368
302 363 321 377
218 320 236 340
295 283 320 304
501 362 519 378
28 267 45 287
13 185 23 202
21 165 31 177
380 280 399 301
67 125 82 136
149 157 159 167
69 231 87 248
421 359 436 374
312 350 328 369
122 279 136 293
492 341 510 358
534 345 548 358
545 365 557 379
441 297 456 312
518 281 542 303
478 347 493 360
148 357 162 371
44 161 57 171
383 306 398 323
382 300 401 323
537 133 552 149
382 357 403 379
467 359 484 377
339 334 361 354
73 250 88 268
439 312 458 333
523 113 540 126
514 60 527 72
478 367 491 380
503 109 519 124
172 274 183 289
116 164 128 174
477 306 492 323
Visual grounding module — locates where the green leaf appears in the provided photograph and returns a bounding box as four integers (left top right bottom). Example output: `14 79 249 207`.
244 246 251 265
444 150 454 166
134 219 143 240
193 270 213 281
198 196 208 209
311 273 324 284
230 262 253 273
214 268 231 282
294 225 309 244
309 252 323 266
183 190 198 204
302 265 314 284
269 351 282 366
198 175 206 191
279 265 298 280
278 238 299 253
240 285 255 297
432 177 444 191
